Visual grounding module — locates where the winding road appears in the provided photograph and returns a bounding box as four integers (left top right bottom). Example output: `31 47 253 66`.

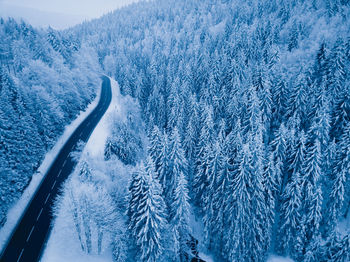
0 76 112 262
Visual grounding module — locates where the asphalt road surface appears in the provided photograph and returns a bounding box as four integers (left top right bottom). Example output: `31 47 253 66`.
0 76 112 262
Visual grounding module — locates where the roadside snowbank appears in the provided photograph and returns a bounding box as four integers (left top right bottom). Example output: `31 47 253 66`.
84 78 121 159
41 78 120 262
0 82 101 254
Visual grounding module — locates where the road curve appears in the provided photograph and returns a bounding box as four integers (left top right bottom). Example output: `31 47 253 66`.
0 76 112 262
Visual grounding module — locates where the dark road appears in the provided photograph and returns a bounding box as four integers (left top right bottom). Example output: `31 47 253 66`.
0 76 112 262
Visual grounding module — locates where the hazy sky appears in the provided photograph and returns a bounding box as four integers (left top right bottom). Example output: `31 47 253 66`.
0 0 139 29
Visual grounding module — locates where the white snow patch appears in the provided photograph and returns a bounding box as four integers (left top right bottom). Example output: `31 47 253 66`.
198 252 215 262
209 20 226 37
40 191 113 262
188 207 215 262
268 255 294 262
0 81 101 254
41 78 120 262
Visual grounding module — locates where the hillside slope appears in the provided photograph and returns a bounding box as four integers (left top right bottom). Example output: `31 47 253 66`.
69 0 350 261
1 0 350 261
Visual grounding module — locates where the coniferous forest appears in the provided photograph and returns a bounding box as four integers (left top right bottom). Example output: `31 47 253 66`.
1 0 350 261
0 19 100 225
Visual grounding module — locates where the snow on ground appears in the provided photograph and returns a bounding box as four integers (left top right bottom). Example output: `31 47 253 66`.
267 255 294 262
338 215 350 236
0 81 101 254
188 207 215 262
198 252 215 262
40 192 114 262
41 78 120 262
84 78 121 159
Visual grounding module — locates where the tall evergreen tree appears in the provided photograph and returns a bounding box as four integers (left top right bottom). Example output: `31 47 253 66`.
301 137 324 253
171 168 191 262
272 78 288 125
193 105 214 207
225 138 268 262
202 141 223 249
262 153 277 251
279 170 303 258
157 131 170 193
270 123 288 191
330 234 350 262
128 159 168 262
166 128 188 211
329 122 350 223
328 39 346 102
148 125 163 172
286 71 308 128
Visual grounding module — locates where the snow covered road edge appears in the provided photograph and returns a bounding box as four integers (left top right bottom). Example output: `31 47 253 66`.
0 80 102 253
41 77 120 262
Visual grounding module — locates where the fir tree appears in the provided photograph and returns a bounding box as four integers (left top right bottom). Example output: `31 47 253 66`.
148 125 163 173
286 71 308 128
166 128 188 212
171 168 191 262
328 39 346 102
193 105 214 207
226 139 268 262
331 234 350 262
280 171 303 258
272 78 288 125
129 159 168 262
301 137 324 253
226 144 253 261
202 141 223 249
262 153 277 251
157 131 170 193
270 123 288 191
330 123 350 221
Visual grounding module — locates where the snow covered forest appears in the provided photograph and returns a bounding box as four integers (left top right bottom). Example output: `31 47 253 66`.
0 19 100 226
1 0 350 261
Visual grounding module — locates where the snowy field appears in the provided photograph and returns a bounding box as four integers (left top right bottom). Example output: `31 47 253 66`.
0 82 101 254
